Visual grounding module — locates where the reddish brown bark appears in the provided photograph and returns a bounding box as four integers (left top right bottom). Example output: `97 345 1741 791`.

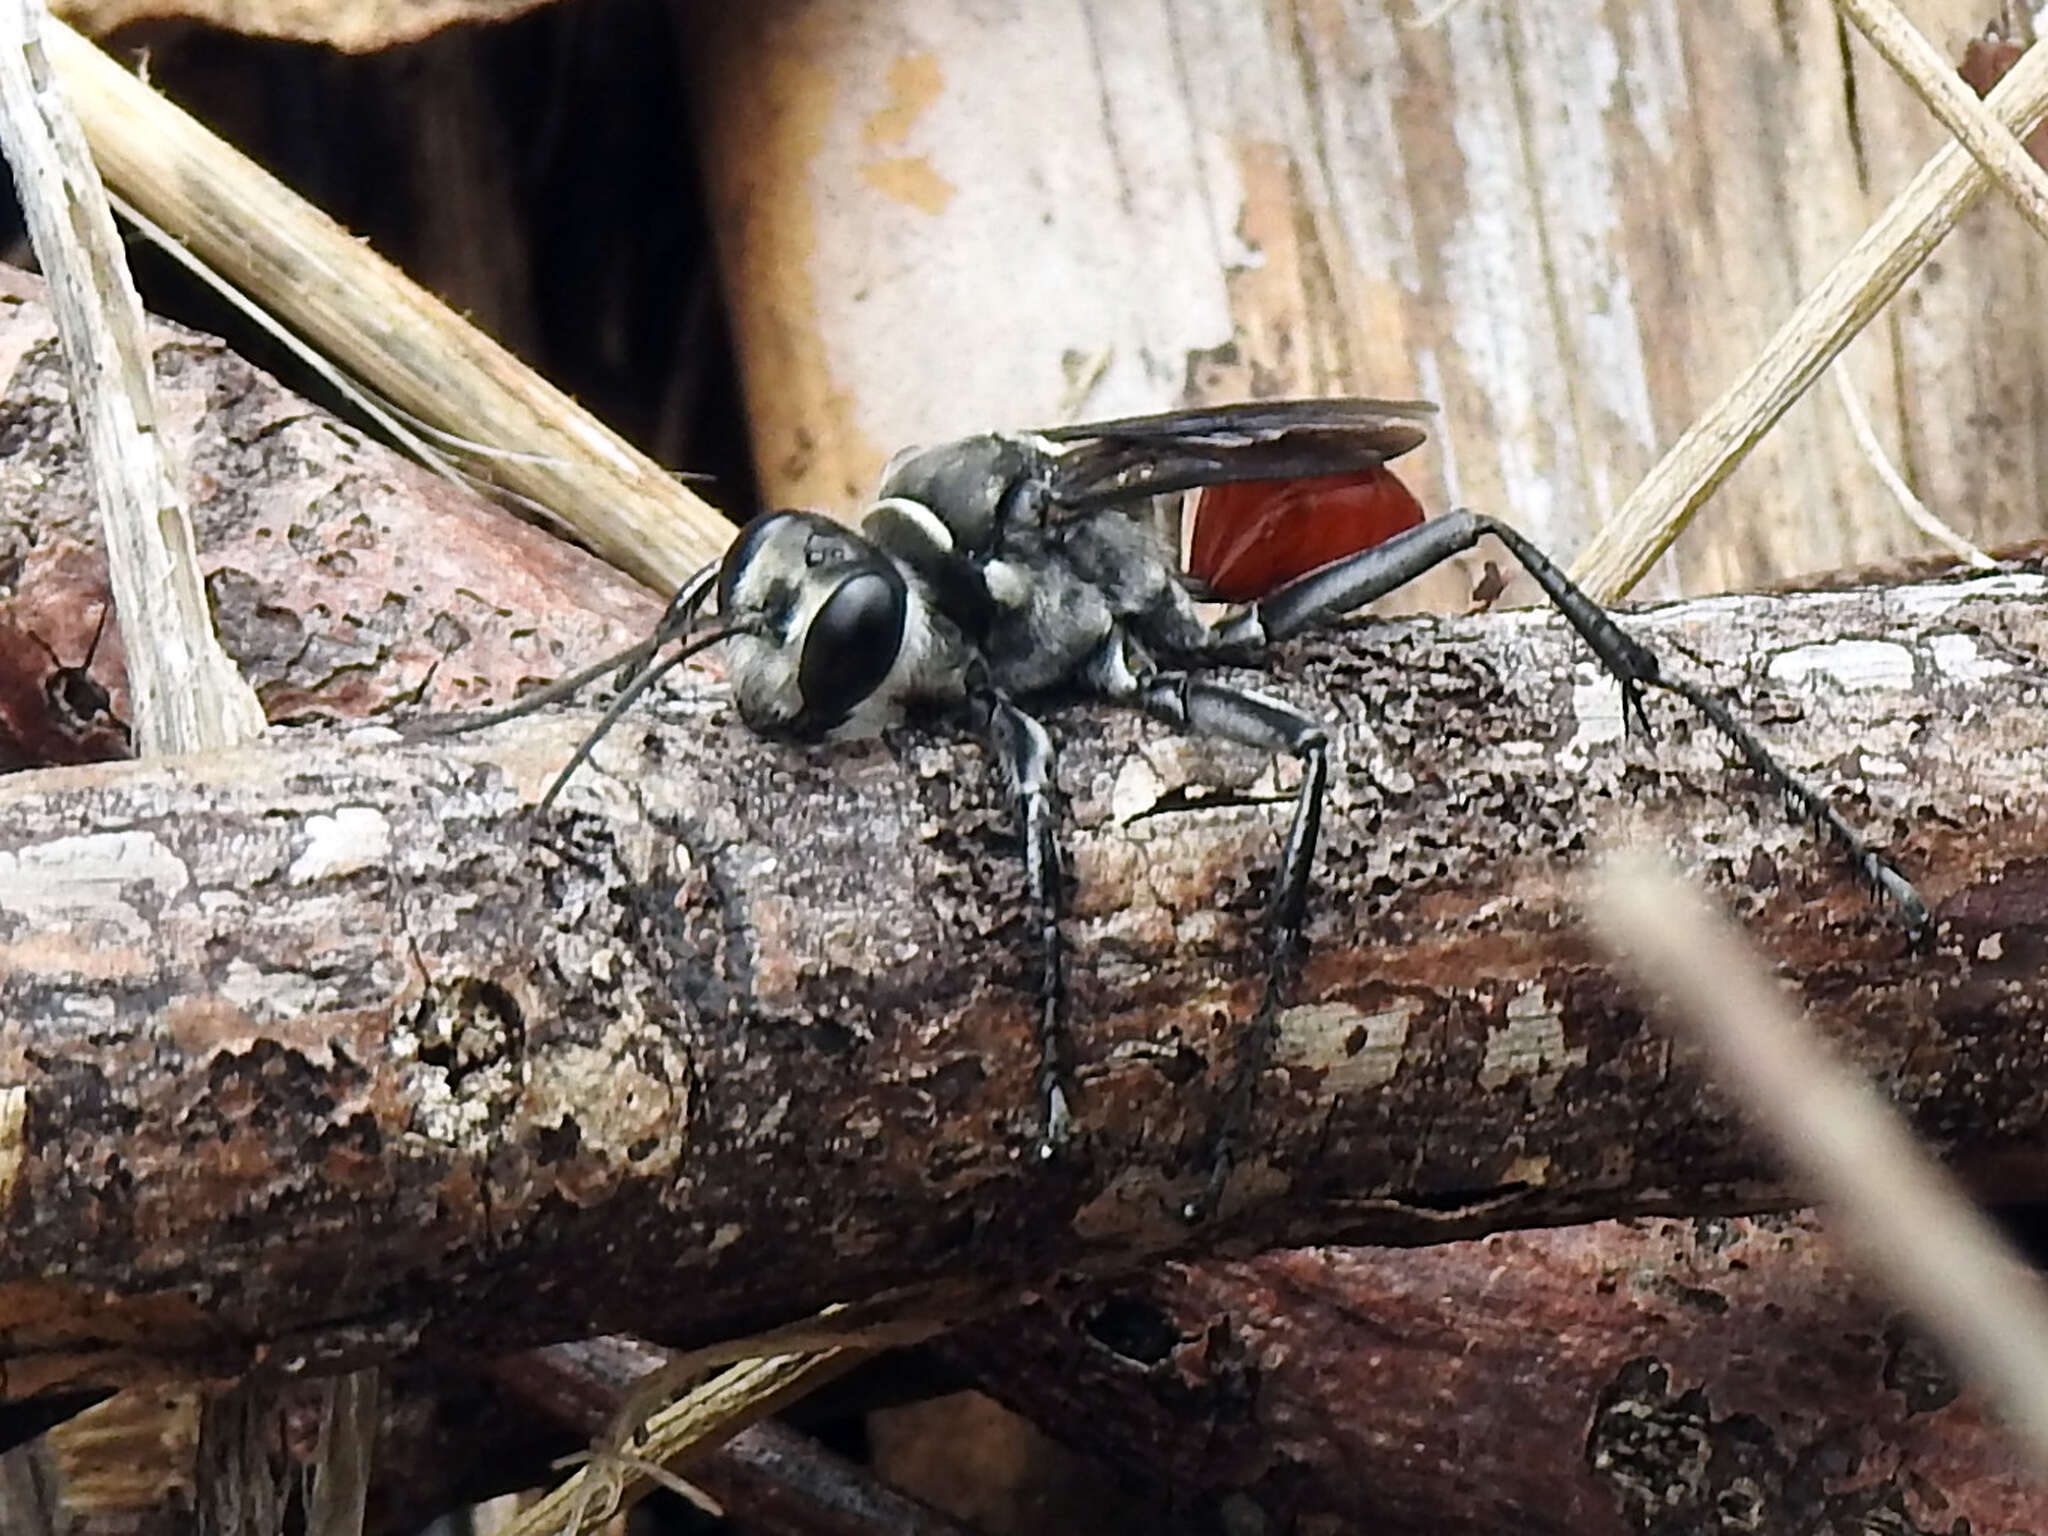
0 262 665 752
951 1213 2048 1535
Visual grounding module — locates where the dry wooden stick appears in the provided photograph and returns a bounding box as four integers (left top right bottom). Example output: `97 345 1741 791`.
0 0 262 755
500 1350 862 1536
1588 855 2048 1478
1567 38 2048 602
39 18 731 593
1836 0 2048 241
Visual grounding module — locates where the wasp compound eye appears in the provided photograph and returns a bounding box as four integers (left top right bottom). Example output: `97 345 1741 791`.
793 564 908 734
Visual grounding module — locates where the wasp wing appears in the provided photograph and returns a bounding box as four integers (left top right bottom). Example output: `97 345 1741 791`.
1038 397 1435 512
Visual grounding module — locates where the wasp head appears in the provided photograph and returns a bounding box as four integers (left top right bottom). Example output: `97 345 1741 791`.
717 511 911 740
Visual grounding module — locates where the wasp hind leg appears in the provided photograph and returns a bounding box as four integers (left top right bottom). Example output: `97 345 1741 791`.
976 690 1074 1157
1211 511 1927 936
1119 671 1331 1222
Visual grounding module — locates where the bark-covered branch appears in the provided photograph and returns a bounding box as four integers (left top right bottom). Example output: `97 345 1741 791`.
0 261 663 757
948 1212 2048 1535
0 566 2042 1396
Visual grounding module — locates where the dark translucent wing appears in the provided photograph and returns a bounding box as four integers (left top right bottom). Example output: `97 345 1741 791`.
1039 397 1434 512
1034 396 1436 444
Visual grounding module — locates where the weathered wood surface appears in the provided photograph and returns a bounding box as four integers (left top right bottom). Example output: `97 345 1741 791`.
692 0 2048 598
0 567 2040 1399
951 1212 2048 1536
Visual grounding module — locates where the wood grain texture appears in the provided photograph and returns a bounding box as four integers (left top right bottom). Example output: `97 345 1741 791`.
692 0 2048 598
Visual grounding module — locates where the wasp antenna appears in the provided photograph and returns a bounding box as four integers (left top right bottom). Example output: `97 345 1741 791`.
407 636 661 739
538 621 747 812
82 602 111 666
654 559 723 643
409 560 724 742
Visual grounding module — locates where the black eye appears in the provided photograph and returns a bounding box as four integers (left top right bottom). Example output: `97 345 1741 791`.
794 566 907 733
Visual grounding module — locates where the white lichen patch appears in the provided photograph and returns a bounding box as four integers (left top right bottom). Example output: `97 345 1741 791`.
1891 572 2048 618
1927 632 2011 686
1477 987 1585 1105
288 807 392 882
0 830 191 939
1562 665 1627 770
1277 999 1416 1094
1766 640 1914 692
1110 755 1167 823
218 959 337 1021
401 1063 496 1148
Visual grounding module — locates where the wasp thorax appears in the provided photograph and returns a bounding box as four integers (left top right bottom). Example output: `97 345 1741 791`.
876 433 1046 551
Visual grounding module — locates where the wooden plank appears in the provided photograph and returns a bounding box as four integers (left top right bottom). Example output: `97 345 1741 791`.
692 0 2048 597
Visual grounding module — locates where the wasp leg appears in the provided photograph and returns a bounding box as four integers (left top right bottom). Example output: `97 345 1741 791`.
1210 511 1927 935
1121 672 1330 1222
976 689 1074 1156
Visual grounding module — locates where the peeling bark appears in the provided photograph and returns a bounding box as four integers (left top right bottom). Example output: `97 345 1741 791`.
0 567 2040 1399
948 1213 2048 1536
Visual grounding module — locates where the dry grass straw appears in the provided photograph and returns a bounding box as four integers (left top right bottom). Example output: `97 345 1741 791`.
499 1348 859 1536
1588 855 2048 1477
42 17 733 593
497 1290 976 1536
1570 17 2048 601
0 0 262 753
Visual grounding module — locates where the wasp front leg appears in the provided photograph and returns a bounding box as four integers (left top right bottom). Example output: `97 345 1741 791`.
976 688 1074 1156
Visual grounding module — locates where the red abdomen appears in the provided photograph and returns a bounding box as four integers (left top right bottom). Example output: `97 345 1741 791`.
1189 463 1427 603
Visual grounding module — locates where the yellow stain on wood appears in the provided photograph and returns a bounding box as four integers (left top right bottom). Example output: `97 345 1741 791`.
1190 140 1317 402
861 155 957 214
863 51 944 148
